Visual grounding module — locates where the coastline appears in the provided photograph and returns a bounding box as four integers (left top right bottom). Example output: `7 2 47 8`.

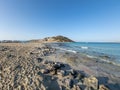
0 42 120 90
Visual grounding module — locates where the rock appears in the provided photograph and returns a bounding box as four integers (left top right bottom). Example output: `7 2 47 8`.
40 83 46 90
57 70 65 76
84 76 98 90
30 52 34 55
72 85 81 90
76 73 85 80
53 62 65 70
0 64 2 71
37 58 43 63
72 79 79 85
99 85 109 90
70 69 78 78
1 47 8 51
43 60 49 64
53 63 61 70
7 54 15 58
65 79 74 89
41 69 50 74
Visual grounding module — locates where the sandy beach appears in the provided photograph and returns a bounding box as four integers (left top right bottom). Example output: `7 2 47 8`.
0 42 120 90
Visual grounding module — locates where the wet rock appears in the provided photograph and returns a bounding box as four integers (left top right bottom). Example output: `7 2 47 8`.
99 85 109 90
84 76 98 90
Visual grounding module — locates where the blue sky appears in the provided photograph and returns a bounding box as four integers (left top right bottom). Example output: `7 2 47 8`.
0 0 120 42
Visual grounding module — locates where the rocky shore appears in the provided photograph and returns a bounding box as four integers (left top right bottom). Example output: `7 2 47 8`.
0 43 120 90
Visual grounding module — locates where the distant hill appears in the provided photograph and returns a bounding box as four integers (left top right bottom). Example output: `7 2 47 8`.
29 35 74 43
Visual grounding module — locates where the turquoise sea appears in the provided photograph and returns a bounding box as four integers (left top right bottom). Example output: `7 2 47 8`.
52 42 120 65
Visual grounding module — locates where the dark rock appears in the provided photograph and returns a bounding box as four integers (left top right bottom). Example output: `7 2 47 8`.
21 85 25 90
41 69 50 74
70 69 78 78
30 52 33 55
77 73 85 80
7 54 15 58
1 47 8 51
53 64 61 70
0 64 2 71
37 58 43 63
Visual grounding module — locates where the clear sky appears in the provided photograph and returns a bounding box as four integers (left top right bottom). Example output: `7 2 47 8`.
0 0 120 42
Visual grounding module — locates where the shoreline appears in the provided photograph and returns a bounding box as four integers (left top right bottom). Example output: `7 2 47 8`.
0 43 120 90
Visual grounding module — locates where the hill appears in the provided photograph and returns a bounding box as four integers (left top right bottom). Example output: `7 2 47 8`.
29 35 74 43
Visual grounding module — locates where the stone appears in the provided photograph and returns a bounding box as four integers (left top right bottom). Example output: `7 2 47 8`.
41 69 50 74
70 69 78 78
57 70 65 76
72 85 81 90
43 60 49 64
76 73 85 80
99 85 109 90
84 76 98 90
65 79 74 89
37 58 43 63
40 83 46 90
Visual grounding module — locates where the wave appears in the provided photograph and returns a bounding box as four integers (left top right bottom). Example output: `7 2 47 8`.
54 47 77 53
81 46 89 49
86 54 120 66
